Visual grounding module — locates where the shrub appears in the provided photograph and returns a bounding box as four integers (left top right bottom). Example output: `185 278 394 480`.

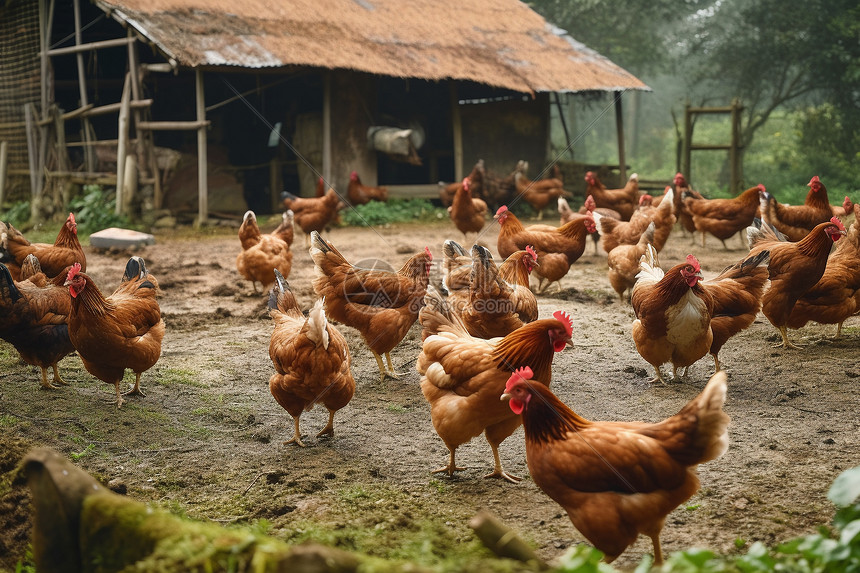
341 199 446 227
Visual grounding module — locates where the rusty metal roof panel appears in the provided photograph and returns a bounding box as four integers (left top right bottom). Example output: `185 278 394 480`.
95 0 649 94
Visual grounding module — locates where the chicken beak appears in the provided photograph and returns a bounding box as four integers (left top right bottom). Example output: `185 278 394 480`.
500 392 511 402
63 279 71 287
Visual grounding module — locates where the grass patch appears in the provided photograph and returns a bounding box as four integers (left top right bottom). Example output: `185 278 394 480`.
157 367 206 388
341 199 446 227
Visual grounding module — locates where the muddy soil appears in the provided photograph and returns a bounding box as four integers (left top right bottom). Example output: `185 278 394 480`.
1 216 858 571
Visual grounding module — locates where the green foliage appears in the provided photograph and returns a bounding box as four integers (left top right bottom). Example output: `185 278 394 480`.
341 199 446 227
1 201 31 227
69 185 135 235
558 466 860 572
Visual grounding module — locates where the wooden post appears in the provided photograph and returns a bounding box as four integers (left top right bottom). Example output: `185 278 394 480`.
613 91 626 181
0 141 8 206
450 82 463 182
24 103 39 216
682 101 692 180
123 153 137 213
73 0 95 172
322 71 332 189
116 73 131 215
553 93 571 156
730 98 741 194
53 106 70 206
195 69 208 225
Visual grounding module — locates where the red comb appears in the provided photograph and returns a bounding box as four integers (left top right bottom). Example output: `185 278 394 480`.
66 262 82 282
664 186 671 193
495 206 508 216
553 310 573 337
462 177 470 190
685 254 701 272
504 366 534 393
757 183 766 192
425 246 433 261
525 245 536 260
808 175 820 187
830 217 845 231
68 212 76 224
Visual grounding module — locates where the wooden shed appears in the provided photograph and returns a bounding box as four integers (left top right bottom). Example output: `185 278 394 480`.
0 0 648 222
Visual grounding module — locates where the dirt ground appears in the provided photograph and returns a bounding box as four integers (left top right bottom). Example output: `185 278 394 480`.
1 215 859 571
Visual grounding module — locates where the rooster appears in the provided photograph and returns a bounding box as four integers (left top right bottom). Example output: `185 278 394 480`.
631 247 715 383
701 250 770 370
584 171 639 221
502 368 729 565
495 205 595 293
748 217 847 348
64 258 164 408
448 177 488 241
310 231 432 381
788 204 860 338
282 188 344 245
0 213 85 281
0 259 75 390
570 195 621 256
268 270 355 447
759 176 833 241
417 286 573 482
235 210 293 293
439 160 485 208
595 188 675 254
347 170 388 206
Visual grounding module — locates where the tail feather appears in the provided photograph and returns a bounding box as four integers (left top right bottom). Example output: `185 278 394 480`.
443 239 467 260
121 256 146 283
746 217 788 250
305 297 330 349
0 263 22 303
20 254 42 280
268 268 302 317
634 243 663 284
419 285 469 340
690 370 730 462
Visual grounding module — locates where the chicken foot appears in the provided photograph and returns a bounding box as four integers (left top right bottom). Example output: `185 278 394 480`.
432 450 466 477
39 364 69 390
484 443 521 483
316 410 335 439
284 417 306 447
371 350 401 381
773 325 803 349
122 372 146 397
113 381 126 409
649 366 668 384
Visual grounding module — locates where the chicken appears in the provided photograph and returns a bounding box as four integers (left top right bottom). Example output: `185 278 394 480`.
672 173 703 239
235 210 293 293
683 184 764 249
830 196 854 219
701 250 770 371
282 188 344 245
271 210 295 247
631 247 715 383
454 245 538 339
606 222 655 303
572 195 621 255
501 368 729 565
0 260 75 389
747 217 847 348
268 269 355 447
347 170 388 205
417 286 573 482
440 239 472 295
64 258 164 408
439 160 485 207
759 176 833 241
310 231 432 381
448 177 488 241
787 203 860 338
513 163 568 220
0 213 86 280
584 171 639 221
494 205 595 293
593 188 674 254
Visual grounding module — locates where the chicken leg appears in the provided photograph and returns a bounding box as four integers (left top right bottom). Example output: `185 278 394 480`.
39 366 64 390
432 449 465 477
484 443 521 483
52 364 69 386
371 350 400 381
122 372 146 397
316 410 335 439
774 325 803 349
113 381 126 409
650 365 668 384
284 417 306 447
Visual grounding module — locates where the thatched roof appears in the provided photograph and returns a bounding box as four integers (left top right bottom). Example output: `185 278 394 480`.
96 0 648 95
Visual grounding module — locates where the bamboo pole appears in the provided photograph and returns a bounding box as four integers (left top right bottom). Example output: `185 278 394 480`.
24 104 39 210
116 73 131 216
322 71 332 187
614 91 626 181
195 69 208 225
42 37 134 57
683 101 692 180
73 0 95 172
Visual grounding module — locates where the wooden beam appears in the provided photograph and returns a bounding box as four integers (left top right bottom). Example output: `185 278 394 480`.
450 82 463 182
73 0 95 172
83 99 152 118
116 73 131 215
137 120 209 131
614 91 626 181
24 103 39 203
0 141 8 206
730 98 741 194
682 101 692 179
43 37 134 57
322 71 332 186
196 69 208 225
